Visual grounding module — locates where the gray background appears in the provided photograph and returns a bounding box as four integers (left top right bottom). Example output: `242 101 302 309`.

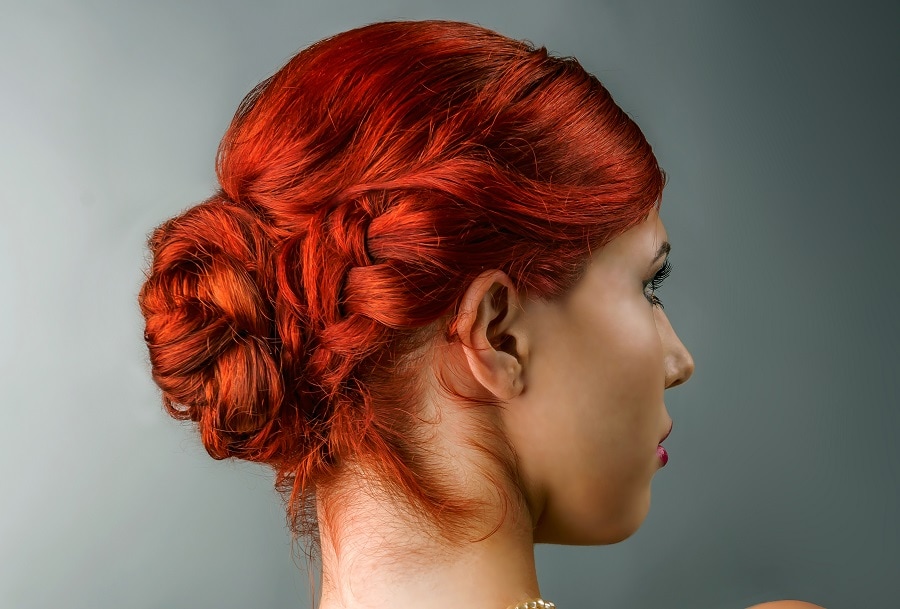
1 1 897 608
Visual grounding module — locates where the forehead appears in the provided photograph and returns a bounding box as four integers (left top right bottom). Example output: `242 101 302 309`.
597 207 668 262
564 208 668 304
555 207 668 308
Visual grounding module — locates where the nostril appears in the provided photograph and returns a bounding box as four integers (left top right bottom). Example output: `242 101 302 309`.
666 377 684 389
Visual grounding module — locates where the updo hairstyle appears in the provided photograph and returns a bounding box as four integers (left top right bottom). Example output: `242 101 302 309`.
138 20 664 549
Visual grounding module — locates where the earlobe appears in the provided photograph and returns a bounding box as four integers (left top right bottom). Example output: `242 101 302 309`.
455 270 526 401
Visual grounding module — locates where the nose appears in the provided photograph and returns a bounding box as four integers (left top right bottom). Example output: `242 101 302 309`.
656 309 695 389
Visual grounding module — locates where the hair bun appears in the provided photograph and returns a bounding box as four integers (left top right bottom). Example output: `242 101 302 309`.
139 197 284 459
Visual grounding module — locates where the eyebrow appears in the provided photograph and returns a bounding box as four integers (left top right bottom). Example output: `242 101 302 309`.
651 241 671 266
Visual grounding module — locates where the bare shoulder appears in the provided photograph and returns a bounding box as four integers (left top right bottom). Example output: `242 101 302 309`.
745 601 826 609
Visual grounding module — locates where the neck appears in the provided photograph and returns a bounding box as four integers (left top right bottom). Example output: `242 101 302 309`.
314 476 541 609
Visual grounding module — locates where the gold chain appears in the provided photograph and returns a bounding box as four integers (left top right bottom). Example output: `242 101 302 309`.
508 600 556 609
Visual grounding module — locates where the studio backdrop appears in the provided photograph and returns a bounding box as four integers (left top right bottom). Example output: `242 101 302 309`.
1 1 897 608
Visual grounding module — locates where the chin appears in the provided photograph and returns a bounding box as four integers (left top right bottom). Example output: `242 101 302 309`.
534 522 641 545
533 510 648 545
533 490 652 545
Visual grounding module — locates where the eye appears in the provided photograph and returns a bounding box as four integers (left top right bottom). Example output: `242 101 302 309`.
644 258 671 309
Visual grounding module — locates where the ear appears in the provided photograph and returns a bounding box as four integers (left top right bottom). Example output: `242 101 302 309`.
454 270 527 401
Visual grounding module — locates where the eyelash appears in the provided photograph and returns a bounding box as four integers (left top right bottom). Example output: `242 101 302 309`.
645 259 672 309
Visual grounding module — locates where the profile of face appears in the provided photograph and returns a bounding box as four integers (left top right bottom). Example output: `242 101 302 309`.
457 206 695 545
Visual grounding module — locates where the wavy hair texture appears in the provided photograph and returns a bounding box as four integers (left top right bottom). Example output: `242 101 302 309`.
138 20 664 556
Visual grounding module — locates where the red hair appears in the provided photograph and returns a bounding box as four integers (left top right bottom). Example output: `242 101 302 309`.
139 20 664 550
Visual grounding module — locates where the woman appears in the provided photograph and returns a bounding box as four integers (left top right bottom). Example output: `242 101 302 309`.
139 20 823 609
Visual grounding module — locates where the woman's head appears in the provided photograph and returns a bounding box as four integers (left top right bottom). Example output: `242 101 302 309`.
138 20 687 552
455 206 694 546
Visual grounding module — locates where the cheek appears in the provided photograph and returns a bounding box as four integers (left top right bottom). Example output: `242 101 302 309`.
526 300 665 542
581 298 664 397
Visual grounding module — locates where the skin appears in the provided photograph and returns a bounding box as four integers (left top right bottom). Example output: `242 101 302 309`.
317 208 822 609
465 206 694 545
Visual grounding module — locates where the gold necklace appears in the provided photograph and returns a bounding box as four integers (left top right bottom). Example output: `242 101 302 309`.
508 599 556 609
